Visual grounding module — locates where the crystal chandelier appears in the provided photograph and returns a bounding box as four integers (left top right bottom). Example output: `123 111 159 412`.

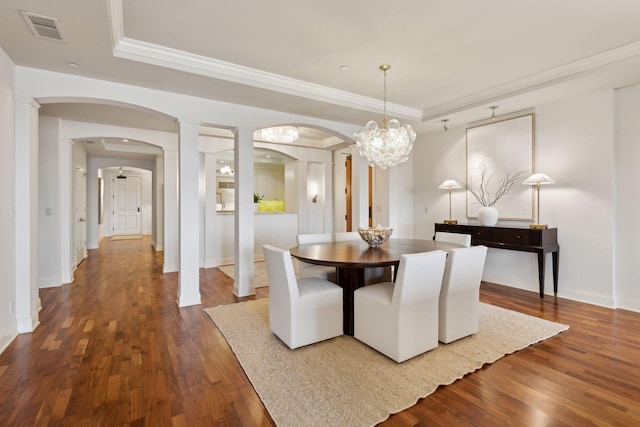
260 126 299 143
354 65 416 169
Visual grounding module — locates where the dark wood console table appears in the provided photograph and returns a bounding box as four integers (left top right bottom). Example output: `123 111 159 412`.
434 223 559 298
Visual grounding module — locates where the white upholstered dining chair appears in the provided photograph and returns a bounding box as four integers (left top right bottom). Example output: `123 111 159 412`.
333 231 360 241
434 231 471 247
353 250 447 363
297 233 333 245
262 244 343 349
438 245 488 344
296 233 337 282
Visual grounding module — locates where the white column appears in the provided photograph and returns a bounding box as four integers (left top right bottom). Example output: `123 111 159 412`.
14 97 40 332
163 149 178 272
154 154 164 251
233 127 255 297
59 139 73 284
203 152 217 268
199 152 206 268
177 119 201 307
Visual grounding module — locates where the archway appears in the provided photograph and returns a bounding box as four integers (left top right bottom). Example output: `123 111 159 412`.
37 99 177 287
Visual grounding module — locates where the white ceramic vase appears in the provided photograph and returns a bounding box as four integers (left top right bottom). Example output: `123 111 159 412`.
478 206 499 226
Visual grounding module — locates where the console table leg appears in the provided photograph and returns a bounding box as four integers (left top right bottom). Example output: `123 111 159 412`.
537 251 545 299
552 250 559 295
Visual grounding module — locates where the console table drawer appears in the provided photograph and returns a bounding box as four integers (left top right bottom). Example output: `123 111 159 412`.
492 229 539 246
469 227 494 242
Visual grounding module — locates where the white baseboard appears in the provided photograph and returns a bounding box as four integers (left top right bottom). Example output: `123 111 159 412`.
39 275 62 288
559 288 615 309
614 297 640 312
163 263 178 273
177 292 201 307
17 313 40 333
0 322 17 355
62 271 74 285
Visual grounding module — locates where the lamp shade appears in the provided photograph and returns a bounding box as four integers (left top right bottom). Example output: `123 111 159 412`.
522 173 555 185
438 179 464 190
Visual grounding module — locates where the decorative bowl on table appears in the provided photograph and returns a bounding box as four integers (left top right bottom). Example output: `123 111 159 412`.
358 226 393 248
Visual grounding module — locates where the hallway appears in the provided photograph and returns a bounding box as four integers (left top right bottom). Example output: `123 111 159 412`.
0 236 271 426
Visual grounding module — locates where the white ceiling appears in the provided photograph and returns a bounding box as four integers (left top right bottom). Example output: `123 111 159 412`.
2 0 640 153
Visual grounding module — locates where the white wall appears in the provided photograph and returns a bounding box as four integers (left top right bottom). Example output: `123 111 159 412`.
0 47 16 352
213 212 299 265
306 161 325 233
614 85 640 311
534 91 615 304
414 87 640 310
387 160 414 238
38 116 62 287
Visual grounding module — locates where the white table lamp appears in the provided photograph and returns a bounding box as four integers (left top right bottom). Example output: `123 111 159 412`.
438 179 464 224
522 173 555 229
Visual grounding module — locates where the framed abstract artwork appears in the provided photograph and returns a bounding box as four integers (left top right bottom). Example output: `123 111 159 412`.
466 113 534 221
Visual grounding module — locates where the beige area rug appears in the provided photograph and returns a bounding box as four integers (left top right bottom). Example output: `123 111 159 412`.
111 234 142 241
217 261 276 288
205 299 568 427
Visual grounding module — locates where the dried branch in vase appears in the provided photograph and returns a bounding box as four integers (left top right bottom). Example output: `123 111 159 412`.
464 162 528 207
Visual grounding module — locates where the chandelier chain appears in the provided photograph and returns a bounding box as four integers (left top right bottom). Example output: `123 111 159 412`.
382 66 387 127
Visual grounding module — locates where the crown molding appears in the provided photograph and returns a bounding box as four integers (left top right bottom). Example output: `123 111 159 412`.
107 0 640 125
106 0 125 51
422 41 640 122
112 37 423 121
106 0 421 121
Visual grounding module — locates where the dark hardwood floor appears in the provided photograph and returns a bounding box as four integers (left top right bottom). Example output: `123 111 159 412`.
0 236 638 426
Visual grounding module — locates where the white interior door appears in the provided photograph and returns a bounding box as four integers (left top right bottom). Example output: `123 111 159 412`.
75 165 87 263
113 175 141 235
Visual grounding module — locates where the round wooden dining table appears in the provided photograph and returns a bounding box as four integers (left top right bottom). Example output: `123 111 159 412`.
289 238 460 335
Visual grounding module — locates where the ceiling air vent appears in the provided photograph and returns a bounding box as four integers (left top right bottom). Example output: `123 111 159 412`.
20 11 66 42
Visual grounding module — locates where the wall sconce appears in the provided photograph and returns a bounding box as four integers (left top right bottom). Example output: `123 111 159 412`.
312 194 318 203
522 173 555 229
438 179 464 224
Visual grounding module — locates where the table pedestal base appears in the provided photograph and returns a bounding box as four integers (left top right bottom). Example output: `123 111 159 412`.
337 267 366 336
